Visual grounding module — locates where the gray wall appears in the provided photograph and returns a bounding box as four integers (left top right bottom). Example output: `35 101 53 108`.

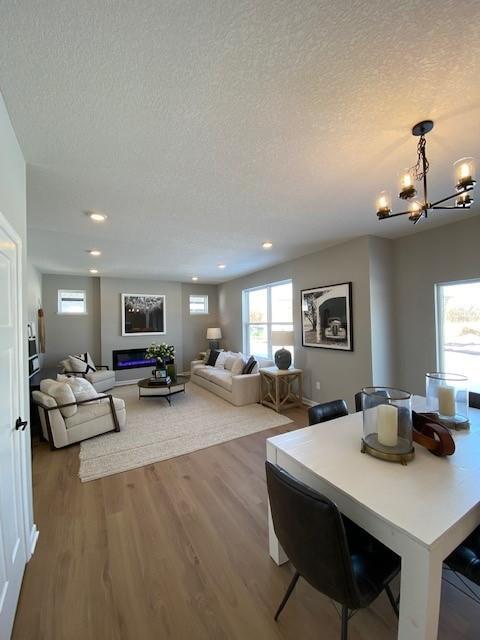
368 236 395 387
42 274 101 367
219 237 374 410
27 261 43 367
100 278 183 381
393 215 480 395
182 283 219 367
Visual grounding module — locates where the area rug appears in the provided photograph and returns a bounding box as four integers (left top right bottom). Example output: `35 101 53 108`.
79 382 292 482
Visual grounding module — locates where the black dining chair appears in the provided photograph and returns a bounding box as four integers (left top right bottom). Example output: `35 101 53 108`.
444 525 480 604
354 389 389 412
308 399 348 425
265 461 400 639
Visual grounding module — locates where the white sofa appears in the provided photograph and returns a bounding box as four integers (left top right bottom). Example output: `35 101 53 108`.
190 356 274 406
59 357 116 393
33 383 126 449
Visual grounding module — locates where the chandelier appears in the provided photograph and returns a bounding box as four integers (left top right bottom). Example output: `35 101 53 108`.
376 120 476 224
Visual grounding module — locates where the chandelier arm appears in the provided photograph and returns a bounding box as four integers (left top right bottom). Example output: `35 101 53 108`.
431 206 468 210
380 210 413 219
429 192 463 208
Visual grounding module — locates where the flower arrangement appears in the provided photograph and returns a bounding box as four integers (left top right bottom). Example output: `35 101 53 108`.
145 342 175 364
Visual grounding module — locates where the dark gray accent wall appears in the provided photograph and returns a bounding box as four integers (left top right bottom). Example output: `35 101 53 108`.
219 237 374 410
99 277 183 381
393 214 480 395
42 274 101 368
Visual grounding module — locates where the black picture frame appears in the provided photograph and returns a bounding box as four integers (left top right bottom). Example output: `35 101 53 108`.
121 293 166 336
301 282 353 351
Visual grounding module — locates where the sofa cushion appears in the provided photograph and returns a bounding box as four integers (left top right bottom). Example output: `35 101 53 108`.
231 357 245 375
40 379 77 418
68 352 96 373
195 366 218 382
65 397 125 429
207 369 233 391
223 356 237 371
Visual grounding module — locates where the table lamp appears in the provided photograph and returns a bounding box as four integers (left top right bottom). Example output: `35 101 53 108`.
206 327 222 350
271 330 294 370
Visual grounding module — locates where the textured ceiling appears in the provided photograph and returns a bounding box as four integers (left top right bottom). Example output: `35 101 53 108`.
0 0 479 282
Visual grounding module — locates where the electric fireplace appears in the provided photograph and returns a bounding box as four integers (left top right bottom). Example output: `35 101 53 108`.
112 348 156 371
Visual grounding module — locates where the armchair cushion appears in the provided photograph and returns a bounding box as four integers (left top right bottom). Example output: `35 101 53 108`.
39 379 77 418
65 397 125 428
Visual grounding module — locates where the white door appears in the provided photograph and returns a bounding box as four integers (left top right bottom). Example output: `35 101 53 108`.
0 215 27 639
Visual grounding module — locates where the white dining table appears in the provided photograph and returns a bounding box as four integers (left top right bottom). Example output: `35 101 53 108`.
266 397 480 640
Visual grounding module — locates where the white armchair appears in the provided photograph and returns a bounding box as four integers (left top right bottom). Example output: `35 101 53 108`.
59 358 116 392
33 387 126 449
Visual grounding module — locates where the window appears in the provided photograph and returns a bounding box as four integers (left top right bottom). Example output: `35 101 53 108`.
436 279 480 392
189 294 209 315
243 280 293 359
58 290 87 314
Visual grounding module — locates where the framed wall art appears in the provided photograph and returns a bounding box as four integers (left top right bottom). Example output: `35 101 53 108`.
121 293 166 336
301 282 353 351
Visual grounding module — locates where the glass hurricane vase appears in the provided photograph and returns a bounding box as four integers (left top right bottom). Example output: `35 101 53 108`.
361 387 414 465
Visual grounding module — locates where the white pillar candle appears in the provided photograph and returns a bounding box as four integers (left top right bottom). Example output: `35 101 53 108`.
377 404 398 447
438 385 456 417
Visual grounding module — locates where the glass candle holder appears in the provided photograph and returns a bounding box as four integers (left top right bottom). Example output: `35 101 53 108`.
361 387 414 464
425 372 469 430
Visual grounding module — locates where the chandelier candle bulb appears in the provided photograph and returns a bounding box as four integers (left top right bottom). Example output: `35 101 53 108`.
438 385 456 418
376 190 391 218
454 157 476 191
377 404 399 447
399 169 416 199
408 201 422 221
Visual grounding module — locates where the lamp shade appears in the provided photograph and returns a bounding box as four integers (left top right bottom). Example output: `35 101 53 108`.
206 327 222 340
271 330 294 347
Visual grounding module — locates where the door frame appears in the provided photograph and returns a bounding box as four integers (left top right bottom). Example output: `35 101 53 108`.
0 210 37 566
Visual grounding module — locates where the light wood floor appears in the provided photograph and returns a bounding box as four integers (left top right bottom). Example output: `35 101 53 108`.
13 405 480 640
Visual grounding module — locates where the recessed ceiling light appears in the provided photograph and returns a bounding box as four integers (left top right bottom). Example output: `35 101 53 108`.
262 241 273 249
86 210 107 222
217 264 226 269
192 276 199 281
89 268 99 274
87 249 102 256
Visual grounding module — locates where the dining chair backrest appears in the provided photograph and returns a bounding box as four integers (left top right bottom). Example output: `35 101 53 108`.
265 461 361 610
308 399 348 425
470 392 480 410
354 389 389 412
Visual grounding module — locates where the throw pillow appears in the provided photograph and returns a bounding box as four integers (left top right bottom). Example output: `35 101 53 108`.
223 356 237 371
231 357 246 376
40 379 77 418
206 349 220 367
242 356 257 375
58 375 100 403
68 352 96 373
215 351 229 369
204 349 211 363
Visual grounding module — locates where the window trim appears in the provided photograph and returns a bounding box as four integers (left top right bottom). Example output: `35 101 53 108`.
435 276 480 380
57 289 88 315
242 279 293 359
189 293 209 315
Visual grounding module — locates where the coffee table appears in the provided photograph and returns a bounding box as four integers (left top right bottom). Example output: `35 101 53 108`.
137 375 189 406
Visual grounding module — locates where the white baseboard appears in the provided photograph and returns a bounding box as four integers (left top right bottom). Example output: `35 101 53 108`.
302 397 316 407
28 524 39 559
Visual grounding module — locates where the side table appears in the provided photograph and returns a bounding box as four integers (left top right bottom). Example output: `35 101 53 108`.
260 366 303 413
